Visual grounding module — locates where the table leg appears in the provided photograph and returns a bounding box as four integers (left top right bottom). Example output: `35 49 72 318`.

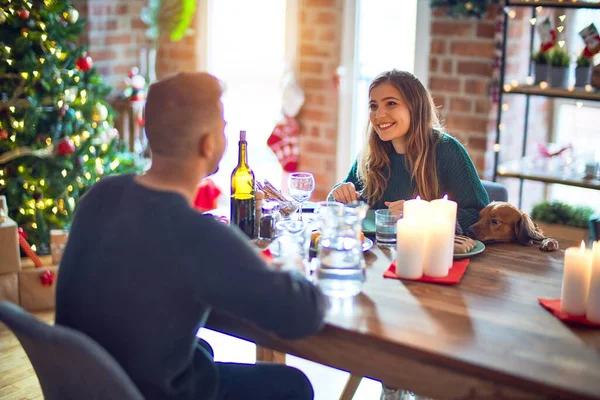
256 345 286 364
340 375 362 400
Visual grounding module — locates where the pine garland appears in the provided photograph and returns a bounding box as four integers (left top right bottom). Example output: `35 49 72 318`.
430 0 501 19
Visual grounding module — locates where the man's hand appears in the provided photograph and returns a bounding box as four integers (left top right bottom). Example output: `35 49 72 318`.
332 183 360 204
384 200 405 218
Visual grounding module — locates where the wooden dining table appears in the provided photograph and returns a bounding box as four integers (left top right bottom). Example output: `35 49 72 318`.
206 242 600 400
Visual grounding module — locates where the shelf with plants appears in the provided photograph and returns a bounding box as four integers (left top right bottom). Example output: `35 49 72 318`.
507 0 600 10
493 1 600 208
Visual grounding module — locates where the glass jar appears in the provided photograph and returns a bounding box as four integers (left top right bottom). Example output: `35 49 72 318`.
259 202 277 240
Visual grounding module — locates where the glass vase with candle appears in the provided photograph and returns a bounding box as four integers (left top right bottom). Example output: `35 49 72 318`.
315 202 368 298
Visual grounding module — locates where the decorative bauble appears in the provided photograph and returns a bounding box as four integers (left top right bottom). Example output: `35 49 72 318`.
92 104 109 122
0 129 7 140
465 2 473 10
65 8 79 24
75 55 93 72
17 9 30 20
0 12 7 24
57 138 75 156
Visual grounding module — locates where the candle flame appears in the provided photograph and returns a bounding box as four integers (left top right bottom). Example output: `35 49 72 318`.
443 194 448 200
416 195 421 200
580 240 586 254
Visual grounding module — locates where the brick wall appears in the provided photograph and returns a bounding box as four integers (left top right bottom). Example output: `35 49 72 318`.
296 0 343 201
73 0 198 96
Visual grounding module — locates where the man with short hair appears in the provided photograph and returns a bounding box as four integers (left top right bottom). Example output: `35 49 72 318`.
56 72 327 400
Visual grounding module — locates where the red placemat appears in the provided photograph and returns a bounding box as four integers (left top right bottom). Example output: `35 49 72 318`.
538 298 600 328
384 259 470 285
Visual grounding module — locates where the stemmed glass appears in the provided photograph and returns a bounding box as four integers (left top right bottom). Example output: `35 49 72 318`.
288 172 315 221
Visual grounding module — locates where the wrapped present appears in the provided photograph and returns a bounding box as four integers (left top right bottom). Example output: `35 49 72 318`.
0 273 19 305
194 178 222 212
19 255 57 311
0 217 21 274
50 229 69 265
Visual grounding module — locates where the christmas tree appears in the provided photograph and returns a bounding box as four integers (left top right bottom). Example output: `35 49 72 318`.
0 0 141 253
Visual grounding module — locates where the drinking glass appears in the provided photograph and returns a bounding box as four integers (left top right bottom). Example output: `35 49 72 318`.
288 172 315 221
375 209 399 247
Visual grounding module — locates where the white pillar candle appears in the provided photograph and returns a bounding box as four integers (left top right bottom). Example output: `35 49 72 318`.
430 195 458 265
396 219 425 279
403 196 430 221
423 218 454 277
561 241 593 316
586 241 600 323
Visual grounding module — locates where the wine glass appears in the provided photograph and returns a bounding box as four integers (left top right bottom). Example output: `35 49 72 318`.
288 172 315 221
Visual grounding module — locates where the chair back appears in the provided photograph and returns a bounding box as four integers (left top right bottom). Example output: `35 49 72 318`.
0 301 144 400
481 180 508 202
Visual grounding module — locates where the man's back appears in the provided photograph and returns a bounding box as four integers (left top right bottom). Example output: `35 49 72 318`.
55 174 326 400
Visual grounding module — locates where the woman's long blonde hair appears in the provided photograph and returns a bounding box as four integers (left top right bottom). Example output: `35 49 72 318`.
357 70 443 203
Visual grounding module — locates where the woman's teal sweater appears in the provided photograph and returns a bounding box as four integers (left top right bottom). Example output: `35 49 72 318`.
330 133 490 232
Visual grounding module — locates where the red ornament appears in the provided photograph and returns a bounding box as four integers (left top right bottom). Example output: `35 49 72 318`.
76 55 93 72
0 129 7 140
40 270 55 286
17 9 30 20
57 138 75 156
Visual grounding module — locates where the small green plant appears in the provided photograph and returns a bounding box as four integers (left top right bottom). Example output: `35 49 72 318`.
549 47 571 68
576 52 593 68
531 201 595 228
533 50 550 65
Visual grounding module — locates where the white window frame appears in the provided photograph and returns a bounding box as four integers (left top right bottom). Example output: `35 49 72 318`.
335 0 431 181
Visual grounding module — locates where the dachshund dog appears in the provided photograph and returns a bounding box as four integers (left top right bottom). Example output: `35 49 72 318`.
468 202 559 252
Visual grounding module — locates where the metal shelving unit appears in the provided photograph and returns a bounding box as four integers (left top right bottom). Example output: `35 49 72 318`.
493 0 600 208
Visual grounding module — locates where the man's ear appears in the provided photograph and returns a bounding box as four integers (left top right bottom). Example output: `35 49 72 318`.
198 133 214 159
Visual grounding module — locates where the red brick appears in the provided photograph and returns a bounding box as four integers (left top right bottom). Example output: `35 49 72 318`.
310 126 321 138
430 39 446 55
431 22 473 37
303 78 329 90
300 60 324 74
116 4 128 14
450 98 472 113
475 99 491 114
457 61 493 77
464 80 488 95
450 41 494 58
445 115 488 133
304 139 336 155
301 109 329 123
484 4 500 20
300 44 330 58
301 27 316 41
432 95 447 109
106 34 132 45
442 60 453 74
113 64 132 75
477 23 496 39
315 11 337 25
300 10 307 24
466 136 488 152
429 77 460 92
318 28 336 42
132 18 146 30
429 58 438 72
305 0 336 7
89 50 117 62
306 93 326 106
106 20 117 30
432 8 447 17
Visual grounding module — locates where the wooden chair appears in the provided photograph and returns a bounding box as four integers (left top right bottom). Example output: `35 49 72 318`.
111 98 146 154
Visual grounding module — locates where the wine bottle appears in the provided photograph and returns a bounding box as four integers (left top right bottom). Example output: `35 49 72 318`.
231 130 255 238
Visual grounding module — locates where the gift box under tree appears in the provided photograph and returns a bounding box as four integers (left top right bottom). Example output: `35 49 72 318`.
0 216 21 305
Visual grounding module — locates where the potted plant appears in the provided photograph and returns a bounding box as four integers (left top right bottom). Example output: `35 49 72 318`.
549 47 571 88
533 50 550 84
531 201 594 247
575 51 593 87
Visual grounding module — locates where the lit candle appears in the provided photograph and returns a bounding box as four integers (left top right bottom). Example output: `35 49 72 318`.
561 241 593 315
403 195 429 221
423 217 454 277
396 219 425 279
430 194 458 269
586 241 600 323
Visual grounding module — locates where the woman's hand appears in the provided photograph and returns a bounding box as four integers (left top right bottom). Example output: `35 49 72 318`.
384 200 405 218
332 182 360 204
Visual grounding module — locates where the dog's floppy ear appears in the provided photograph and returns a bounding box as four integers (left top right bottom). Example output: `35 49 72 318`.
514 212 545 245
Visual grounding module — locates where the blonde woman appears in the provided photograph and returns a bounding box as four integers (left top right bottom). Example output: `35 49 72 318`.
329 70 489 234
